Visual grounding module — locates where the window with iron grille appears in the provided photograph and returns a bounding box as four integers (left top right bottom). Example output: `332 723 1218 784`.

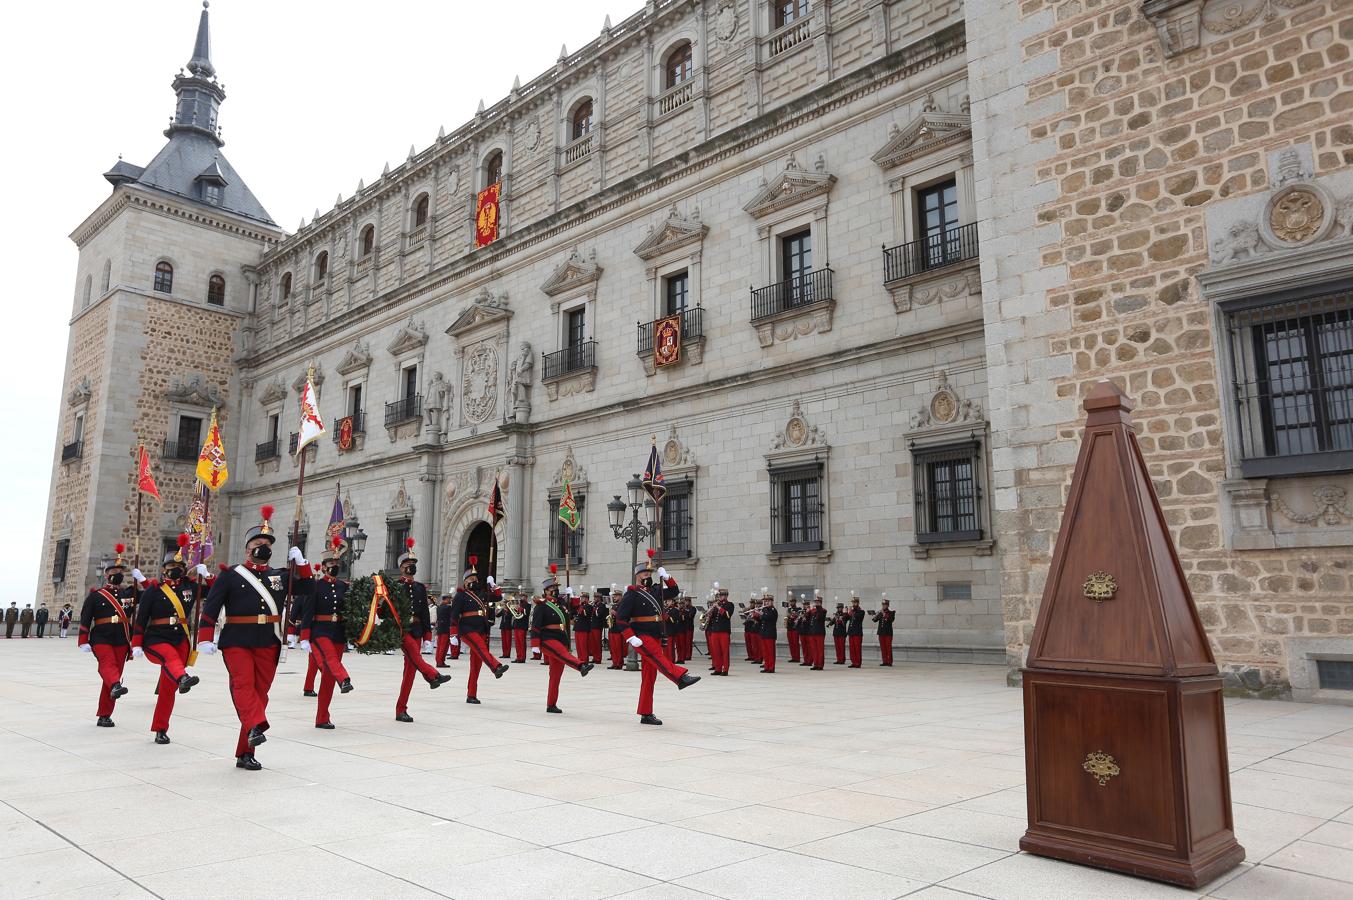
177 415 202 455
770 463 823 552
207 274 226 306
153 261 174 294
656 480 693 558
1223 288 1352 477
939 582 972 601
1316 659 1353 691
52 539 70 583
385 521 410 572
548 496 586 567
913 441 983 543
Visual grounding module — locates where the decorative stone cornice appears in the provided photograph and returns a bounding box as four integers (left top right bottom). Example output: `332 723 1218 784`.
871 100 971 171
1141 0 1203 58
164 373 221 408
257 378 287 407
550 446 588 490
909 371 984 431
540 249 602 297
446 286 512 338
291 365 324 393
632 205 708 260
335 340 372 376
386 316 429 356
743 155 836 219
66 377 92 409
753 299 835 348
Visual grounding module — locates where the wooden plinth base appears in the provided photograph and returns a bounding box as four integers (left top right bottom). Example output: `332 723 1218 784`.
1020 825 1246 889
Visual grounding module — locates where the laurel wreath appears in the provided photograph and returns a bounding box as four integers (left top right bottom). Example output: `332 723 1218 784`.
342 573 409 655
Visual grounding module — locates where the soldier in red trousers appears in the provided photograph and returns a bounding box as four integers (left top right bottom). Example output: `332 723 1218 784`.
873 595 896 666
393 540 451 723
847 595 866 668
801 593 827 670
131 536 205 743
784 595 802 664
435 593 455 667
573 588 593 662
757 594 778 673
604 588 625 668
79 545 136 727
197 506 309 770
294 539 354 729
449 560 508 704
831 601 848 664
612 552 700 725
530 571 593 713
704 586 733 675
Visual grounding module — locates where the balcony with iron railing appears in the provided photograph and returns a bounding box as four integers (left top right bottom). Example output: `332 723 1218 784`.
750 268 834 322
384 394 422 427
544 341 598 381
61 440 83 462
637 307 704 355
883 222 979 284
161 439 198 462
255 438 280 462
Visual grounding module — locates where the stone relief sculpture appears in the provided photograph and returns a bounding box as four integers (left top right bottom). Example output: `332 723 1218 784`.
506 342 533 424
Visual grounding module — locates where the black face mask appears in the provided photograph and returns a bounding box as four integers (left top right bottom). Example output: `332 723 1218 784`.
403 565 418 577
108 573 124 585
640 575 653 587
166 567 184 581
325 565 341 578
250 545 273 563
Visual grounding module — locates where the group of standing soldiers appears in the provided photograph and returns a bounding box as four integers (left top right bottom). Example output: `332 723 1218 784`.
736 593 898 672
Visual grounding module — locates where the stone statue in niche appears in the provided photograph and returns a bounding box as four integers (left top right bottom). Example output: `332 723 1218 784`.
425 370 451 438
506 342 534 424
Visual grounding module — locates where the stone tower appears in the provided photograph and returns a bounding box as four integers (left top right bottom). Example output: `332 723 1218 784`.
37 2 281 607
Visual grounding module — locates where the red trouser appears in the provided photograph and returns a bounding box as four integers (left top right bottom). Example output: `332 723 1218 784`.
813 634 826 667
787 630 801 662
303 653 319 692
834 635 846 663
745 633 760 662
91 643 127 717
849 635 863 667
460 630 502 699
541 637 584 706
683 631 694 661
435 632 450 666
880 635 894 665
588 630 603 662
312 637 349 725
397 633 440 714
629 633 688 716
513 628 527 662
451 629 462 659
143 639 188 732
609 632 626 667
221 644 280 758
761 637 776 672
707 631 730 673
500 627 512 657
576 629 590 662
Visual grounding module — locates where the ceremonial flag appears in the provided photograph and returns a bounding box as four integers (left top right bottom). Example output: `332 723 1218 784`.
475 182 501 248
642 442 666 504
195 407 229 491
186 482 213 566
326 487 347 558
136 444 161 501
654 314 682 368
488 475 505 527
558 477 580 531
296 369 326 451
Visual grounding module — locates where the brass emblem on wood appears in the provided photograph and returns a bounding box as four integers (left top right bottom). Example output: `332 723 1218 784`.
1082 571 1117 602
1082 751 1121 786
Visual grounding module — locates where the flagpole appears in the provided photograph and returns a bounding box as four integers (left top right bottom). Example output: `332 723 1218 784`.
133 442 144 569
190 480 208 658
488 473 498 581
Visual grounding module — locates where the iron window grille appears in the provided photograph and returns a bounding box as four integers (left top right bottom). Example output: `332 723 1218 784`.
653 480 694 559
385 394 422 427
637 307 703 355
750 268 834 322
883 222 980 282
548 497 586 567
61 440 83 462
543 341 597 380
913 441 983 543
255 438 280 462
161 439 198 462
769 463 824 553
385 522 410 572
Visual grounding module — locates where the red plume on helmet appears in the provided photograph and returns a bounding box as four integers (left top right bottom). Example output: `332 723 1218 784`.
332 535 343 550
177 533 190 548
646 548 655 559
115 543 126 554
260 505 274 520
406 537 416 549
549 563 558 574
469 555 478 566
259 505 275 537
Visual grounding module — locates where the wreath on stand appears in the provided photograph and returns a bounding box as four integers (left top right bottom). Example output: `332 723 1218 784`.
343 573 409 655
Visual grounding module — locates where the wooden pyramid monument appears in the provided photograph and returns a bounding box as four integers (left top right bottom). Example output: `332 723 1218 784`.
1020 382 1245 887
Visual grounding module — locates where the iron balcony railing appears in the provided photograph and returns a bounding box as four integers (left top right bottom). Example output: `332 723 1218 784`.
61 440 83 462
384 394 422 427
332 411 365 443
750 268 833 322
544 341 598 380
883 222 979 283
161 439 198 462
255 438 280 462
288 432 300 455
637 307 704 355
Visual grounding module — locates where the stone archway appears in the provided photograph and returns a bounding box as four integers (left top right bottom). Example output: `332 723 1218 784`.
440 498 490 587
463 521 497 582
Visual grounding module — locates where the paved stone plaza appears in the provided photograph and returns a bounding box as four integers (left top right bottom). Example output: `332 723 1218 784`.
3 640 1352 900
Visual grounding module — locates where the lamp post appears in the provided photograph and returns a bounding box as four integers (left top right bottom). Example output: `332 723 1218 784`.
607 474 657 672
342 518 368 580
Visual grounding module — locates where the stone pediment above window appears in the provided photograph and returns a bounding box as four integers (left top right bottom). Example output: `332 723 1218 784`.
550 445 589 493
632 205 708 260
446 287 513 339
768 399 830 466
165 373 222 408
541 249 602 297
257 378 287 407
386 316 429 356
743 155 836 219
659 424 698 478
336 340 372 376
872 100 972 171
291 365 324 394
66 377 92 408
908 371 984 435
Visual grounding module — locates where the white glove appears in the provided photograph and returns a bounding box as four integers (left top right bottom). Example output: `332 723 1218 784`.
657 567 669 581
531 646 541 656
197 641 217 655
131 568 147 584
487 576 496 588
564 587 574 597
450 635 460 646
422 640 433 653
80 643 93 653
193 564 210 579
288 547 306 566
627 636 643 648
287 635 298 648
299 639 311 652
132 646 144 659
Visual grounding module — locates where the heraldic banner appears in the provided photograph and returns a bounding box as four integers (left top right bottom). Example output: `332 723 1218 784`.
475 182 501 248
654 314 682 368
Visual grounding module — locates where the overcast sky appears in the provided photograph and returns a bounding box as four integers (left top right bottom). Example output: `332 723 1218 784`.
1 0 623 601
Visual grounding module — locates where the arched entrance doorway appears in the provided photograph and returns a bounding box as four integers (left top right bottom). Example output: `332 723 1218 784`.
463 522 497 582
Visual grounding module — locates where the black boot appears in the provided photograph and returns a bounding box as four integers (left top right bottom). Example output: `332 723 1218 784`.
154 731 171 745
109 681 128 700
546 705 563 714
177 674 199 694
427 673 452 689
246 725 267 747
676 673 701 690
639 714 663 726
235 754 262 771
493 663 509 678
579 663 594 677
96 716 115 727
303 690 318 698
466 696 481 704
339 679 354 694
315 722 335 730
395 712 414 723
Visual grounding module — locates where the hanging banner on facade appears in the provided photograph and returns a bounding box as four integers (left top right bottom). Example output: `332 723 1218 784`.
475 182 501 248
654 314 682 368
336 415 355 451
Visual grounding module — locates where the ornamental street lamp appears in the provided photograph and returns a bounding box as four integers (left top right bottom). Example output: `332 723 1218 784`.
342 518 368 580
607 474 658 672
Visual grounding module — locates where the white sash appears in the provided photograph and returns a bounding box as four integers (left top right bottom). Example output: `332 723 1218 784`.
234 565 284 643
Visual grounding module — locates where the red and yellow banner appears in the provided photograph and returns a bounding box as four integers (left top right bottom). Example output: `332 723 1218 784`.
475 182 501 248
336 415 354 451
136 444 161 501
654 314 682 368
196 408 229 491
356 574 403 647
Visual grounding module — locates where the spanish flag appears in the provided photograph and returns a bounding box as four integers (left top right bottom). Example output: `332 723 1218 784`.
196 408 229 491
475 182 501 248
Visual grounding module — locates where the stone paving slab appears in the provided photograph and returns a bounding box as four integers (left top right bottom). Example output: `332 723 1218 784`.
1 639 1350 899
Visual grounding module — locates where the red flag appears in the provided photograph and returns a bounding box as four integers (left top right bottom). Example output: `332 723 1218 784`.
488 476 505 527
475 182 501 248
136 445 161 501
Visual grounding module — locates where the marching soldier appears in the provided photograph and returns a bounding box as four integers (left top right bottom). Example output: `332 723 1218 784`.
79 544 136 727
757 592 778 673
131 535 205 743
831 601 848 665
801 593 827 670
573 588 593 663
510 592 530 663
436 593 456 667
704 586 733 676
847 595 866 667
785 595 802 664
873 596 896 666
393 540 451 722
197 506 309 770
295 538 354 729
530 570 593 713
612 551 700 725
449 561 509 705
299 601 319 697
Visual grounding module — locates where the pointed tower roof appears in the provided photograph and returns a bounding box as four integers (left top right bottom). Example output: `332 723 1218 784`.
187 1 215 77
